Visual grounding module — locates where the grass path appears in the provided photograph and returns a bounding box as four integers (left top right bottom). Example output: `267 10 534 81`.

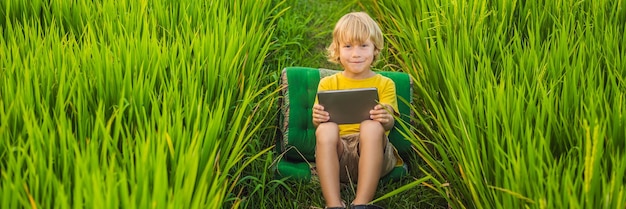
270 0 358 69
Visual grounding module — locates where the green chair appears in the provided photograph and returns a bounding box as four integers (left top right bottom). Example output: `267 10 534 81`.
276 66 413 182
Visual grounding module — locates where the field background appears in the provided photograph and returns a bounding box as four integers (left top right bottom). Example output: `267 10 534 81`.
1 0 625 208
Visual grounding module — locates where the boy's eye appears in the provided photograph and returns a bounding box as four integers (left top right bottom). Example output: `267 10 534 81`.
343 45 351 48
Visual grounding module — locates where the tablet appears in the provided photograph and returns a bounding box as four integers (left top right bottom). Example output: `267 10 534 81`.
317 87 379 124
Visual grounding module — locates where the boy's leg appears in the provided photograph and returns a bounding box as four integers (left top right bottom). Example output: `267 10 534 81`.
353 120 386 205
315 122 344 208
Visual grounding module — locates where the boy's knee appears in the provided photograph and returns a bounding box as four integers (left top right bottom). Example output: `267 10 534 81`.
316 122 339 133
360 120 384 132
316 122 339 144
359 120 385 146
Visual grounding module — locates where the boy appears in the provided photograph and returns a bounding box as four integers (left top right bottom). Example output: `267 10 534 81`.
312 12 399 209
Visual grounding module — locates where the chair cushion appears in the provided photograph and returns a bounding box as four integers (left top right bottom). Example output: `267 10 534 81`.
276 67 412 181
276 160 408 183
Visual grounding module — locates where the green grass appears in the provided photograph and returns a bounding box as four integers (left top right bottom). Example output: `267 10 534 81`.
2 0 624 208
265 0 357 70
364 0 626 208
1 0 285 208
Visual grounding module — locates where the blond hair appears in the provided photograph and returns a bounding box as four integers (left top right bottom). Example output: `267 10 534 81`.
327 12 384 64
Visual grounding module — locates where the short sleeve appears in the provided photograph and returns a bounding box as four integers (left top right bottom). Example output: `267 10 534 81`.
379 78 398 114
314 74 336 105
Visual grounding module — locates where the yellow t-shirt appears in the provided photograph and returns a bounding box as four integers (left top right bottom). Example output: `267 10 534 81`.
315 72 399 136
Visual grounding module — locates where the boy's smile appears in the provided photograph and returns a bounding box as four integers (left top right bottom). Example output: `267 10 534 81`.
339 39 376 79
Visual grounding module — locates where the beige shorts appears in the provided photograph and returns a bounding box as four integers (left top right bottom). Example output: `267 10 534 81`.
338 133 397 183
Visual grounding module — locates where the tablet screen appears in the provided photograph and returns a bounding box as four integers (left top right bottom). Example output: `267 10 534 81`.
317 88 379 124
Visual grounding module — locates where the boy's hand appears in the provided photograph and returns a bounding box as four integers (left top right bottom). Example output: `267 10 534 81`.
312 104 330 124
369 104 393 125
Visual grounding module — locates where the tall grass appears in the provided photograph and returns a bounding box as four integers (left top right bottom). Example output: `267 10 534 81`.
0 0 285 208
365 0 626 208
233 1 358 208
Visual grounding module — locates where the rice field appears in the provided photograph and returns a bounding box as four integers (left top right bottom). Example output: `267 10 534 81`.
1 0 625 208
366 0 626 208
1 0 284 208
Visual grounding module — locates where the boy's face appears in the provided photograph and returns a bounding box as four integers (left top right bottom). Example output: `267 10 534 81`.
339 38 376 77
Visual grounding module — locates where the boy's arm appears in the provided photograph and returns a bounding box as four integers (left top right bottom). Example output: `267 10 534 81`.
370 104 395 131
313 76 334 127
312 103 329 127
381 104 396 130
373 78 398 131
